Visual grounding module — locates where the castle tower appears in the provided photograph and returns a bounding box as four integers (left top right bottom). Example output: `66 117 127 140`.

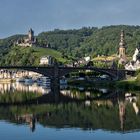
119 30 126 58
28 28 34 42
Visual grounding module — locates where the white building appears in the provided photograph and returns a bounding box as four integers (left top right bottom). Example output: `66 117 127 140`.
125 47 140 70
133 48 139 62
125 61 140 70
40 56 52 65
84 56 91 62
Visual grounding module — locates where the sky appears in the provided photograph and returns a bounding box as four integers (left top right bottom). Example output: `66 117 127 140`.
0 0 140 38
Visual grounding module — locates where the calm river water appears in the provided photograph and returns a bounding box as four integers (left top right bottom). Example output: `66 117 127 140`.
0 82 140 140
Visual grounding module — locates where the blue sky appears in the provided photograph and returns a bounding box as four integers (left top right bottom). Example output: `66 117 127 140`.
0 0 140 38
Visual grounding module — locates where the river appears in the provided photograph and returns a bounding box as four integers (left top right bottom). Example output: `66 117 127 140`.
0 82 140 140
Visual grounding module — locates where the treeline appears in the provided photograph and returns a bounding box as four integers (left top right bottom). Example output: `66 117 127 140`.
38 25 140 58
80 25 140 57
0 34 25 59
37 27 97 58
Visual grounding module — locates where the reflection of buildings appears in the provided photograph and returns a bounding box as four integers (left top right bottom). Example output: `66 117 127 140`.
0 82 51 94
0 70 41 79
118 93 139 131
94 100 114 107
132 102 139 115
61 90 91 99
61 90 75 98
125 93 139 115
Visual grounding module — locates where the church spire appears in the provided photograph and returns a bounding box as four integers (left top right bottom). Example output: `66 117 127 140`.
119 30 127 59
119 30 126 49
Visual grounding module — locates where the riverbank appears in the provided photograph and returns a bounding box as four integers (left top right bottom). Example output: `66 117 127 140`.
68 77 140 91
116 79 140 90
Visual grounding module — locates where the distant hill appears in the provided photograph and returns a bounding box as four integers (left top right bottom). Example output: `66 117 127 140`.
1 25 140 65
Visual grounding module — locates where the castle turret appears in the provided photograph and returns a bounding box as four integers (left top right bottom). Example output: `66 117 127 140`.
16 28 36 47
28 28 34 42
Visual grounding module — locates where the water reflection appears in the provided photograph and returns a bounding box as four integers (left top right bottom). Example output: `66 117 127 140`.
0 82 51 94
0 83 140 138
118 92 140 131
15 113 36 132
0 98 140 133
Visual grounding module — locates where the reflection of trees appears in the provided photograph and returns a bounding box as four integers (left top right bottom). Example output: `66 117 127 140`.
0 91 41 104
0 95 140 133
0 88 140 133
0 82 50 94
0 88 112 104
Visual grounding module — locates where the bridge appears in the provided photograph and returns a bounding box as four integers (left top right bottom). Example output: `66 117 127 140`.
0 65 135 93
0 65 133 79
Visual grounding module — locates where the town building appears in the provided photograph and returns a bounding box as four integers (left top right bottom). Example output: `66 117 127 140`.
132 46 140 62
125 43 140 70
40 56 52 65
84 56 91 62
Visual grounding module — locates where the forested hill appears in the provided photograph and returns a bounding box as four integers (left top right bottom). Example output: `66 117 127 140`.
80 25 140 57
37 27 97 57
37 25 140 57
0 25 140 65
0 34 25 57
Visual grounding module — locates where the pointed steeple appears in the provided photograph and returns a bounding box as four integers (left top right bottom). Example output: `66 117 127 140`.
119 30 127 59
119 30 126 48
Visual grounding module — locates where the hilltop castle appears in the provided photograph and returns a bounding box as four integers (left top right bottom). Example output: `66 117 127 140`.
16 28 36 47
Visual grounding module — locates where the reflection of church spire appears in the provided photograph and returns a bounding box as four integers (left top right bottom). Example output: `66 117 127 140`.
118 101 126 131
